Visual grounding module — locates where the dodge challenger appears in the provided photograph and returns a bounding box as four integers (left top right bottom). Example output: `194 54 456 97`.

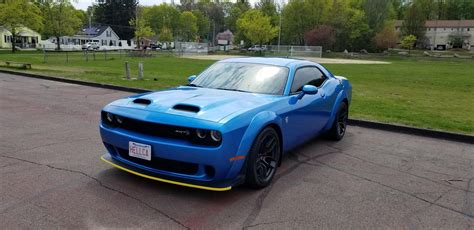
100 57 352 191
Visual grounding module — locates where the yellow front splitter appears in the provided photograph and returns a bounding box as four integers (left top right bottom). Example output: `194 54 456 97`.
100 156 232 192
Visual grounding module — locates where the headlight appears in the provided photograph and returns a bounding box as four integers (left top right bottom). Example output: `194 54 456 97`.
210 130 222 142
196 129 207 139
106 112 114 123
116 116 123 124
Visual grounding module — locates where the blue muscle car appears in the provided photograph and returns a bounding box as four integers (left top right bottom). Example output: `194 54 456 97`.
100 57 352 191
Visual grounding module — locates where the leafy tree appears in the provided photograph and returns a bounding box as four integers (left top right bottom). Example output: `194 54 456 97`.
0 0 43 53
130 6 154 49
281 0 331 45
304 25 335 50
400 34 417 54
192 10 210 41
143 4 180 37
94 0 137 40
158 26 173 43
445 0 474 20
330 0 370 51
255 0 279 26
237 9 278 48
41 0 82 50
179 11 198 42
225 1 251 33
374 22 398 51
363 0 394 32
401 2 426 45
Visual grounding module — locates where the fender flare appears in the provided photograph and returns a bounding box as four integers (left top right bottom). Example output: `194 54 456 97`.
323 90 349 131
225 111 283 179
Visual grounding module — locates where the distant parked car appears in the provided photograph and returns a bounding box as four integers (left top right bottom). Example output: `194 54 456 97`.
150 43 162 50
82 42 100 50
248 45 267 52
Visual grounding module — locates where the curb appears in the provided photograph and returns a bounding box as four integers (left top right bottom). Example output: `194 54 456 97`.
0 69 150 94
2 69 473 144
348 119 473 144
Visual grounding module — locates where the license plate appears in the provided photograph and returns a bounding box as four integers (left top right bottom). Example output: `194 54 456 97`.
128 141 152 161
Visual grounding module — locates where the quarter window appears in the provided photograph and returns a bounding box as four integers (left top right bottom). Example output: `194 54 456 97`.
291 67 326 93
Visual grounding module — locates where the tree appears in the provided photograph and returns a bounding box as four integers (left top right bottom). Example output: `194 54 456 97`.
374 22 398 51
0 0 42 53
41 0 82 50
94 0 137 40
401 1 426 45
237 9 278 48
143 4 180 37
400 34 417 54
192 10 210 41
158 26 173 43
281 0 332 45
363 0 394 33
445 0 474 20
130 6 154 49
304 25 335 50
179 11 198 42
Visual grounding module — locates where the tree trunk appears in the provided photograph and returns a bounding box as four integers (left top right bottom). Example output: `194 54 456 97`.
56 36 61 51
11 34 16 53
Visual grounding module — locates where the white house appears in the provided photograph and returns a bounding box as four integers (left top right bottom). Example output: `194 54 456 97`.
395 20 474 50
41 25 133 50
0 26 41 49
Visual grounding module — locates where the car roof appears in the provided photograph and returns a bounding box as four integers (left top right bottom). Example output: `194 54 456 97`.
218 57 314 67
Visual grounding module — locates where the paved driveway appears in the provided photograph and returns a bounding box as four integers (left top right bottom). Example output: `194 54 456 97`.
0 73 472 229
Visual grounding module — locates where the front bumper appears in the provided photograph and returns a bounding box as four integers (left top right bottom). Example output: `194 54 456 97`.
101 154 233 191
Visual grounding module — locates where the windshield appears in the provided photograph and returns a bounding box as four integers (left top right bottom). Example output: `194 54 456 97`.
191 62 289 95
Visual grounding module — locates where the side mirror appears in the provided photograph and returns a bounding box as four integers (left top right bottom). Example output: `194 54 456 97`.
188 75 197 83
297 85 318 99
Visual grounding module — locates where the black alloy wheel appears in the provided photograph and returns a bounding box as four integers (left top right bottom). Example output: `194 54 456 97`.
246 127 281 189
326 102 348 141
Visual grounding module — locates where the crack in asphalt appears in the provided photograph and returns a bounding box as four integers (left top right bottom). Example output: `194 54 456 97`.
289 154 474 219
241 150 340 229
325 144 474 193
0 154 190 230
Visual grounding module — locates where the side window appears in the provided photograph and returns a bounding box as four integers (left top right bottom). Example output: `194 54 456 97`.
291 67 326 93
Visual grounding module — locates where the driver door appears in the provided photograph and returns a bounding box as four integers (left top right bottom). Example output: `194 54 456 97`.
284 66 329 146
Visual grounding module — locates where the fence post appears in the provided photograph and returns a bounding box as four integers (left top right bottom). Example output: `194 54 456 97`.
93 50 96 61
43 49 47 63
125 61 130 79
84 50 88 62
138 62 143 80
66 51 69 63
104 49 107 61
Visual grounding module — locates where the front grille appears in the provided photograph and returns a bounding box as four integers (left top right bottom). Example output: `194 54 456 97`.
101 111 221 147
117 148 199 175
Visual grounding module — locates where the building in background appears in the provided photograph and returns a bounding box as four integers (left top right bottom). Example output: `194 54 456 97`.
395 20 474 50
0 26 41 49
41 25 133 50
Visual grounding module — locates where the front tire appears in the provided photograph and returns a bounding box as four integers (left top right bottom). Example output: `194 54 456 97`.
326 102 348 141
245 127 281 189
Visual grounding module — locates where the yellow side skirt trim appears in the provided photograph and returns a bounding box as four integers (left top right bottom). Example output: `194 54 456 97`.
100 156 232 192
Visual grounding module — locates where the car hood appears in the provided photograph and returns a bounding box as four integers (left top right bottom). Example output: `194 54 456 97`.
109 86 281 123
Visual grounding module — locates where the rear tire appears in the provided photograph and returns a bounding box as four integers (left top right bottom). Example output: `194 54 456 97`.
245 127 281 189
325 102 348 141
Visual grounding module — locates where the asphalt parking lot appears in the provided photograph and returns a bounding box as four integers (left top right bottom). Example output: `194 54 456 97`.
1 72 473 229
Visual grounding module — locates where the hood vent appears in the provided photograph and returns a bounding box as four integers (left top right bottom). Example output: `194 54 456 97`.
173 104 200 113
133 98 152 105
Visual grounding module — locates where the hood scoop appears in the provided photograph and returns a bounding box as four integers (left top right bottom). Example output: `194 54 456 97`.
172 104 200 113
133 98 152 105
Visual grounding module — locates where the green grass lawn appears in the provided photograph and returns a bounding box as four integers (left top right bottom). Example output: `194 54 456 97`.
1 51 473 134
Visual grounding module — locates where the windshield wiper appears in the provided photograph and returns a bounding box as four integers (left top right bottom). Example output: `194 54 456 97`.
215 87 250 93
187 83 202 87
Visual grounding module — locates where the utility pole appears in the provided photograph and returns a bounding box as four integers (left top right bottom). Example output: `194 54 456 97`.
88 11 93 43
277 0 284 53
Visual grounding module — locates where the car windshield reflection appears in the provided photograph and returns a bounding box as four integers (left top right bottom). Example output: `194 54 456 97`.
190 62 289 95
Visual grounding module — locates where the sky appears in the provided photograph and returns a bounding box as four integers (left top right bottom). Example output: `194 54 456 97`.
72 0 261 11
